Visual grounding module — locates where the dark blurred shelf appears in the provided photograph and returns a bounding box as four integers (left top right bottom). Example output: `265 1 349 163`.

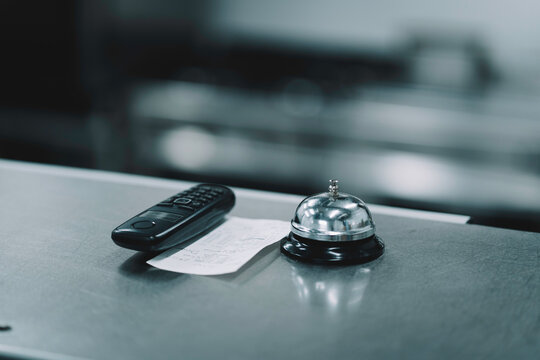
0 109 94 168
112 80 540 232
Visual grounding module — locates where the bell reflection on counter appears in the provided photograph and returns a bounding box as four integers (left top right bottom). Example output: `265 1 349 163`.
280 180 384 264
287 258 373 313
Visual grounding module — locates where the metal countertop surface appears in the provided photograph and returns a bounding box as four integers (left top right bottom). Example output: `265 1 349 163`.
0 160 538 360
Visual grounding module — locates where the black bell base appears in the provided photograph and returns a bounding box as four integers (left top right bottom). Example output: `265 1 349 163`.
280 232 384 265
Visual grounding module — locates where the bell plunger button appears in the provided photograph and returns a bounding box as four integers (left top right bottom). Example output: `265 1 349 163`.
329 179 339 197
132 220 155 230
280 179 384 264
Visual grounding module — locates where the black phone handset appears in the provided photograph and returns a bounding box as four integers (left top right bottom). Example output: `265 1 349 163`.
111 184 235 251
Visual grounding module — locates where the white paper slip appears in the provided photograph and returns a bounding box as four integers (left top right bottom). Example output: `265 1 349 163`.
147 217 290 275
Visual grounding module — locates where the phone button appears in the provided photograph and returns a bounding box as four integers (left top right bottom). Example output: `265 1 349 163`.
174 198 192 205
132 220 155 229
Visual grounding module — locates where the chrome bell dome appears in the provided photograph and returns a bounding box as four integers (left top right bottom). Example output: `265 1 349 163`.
291 180 376 242
281 180 384 264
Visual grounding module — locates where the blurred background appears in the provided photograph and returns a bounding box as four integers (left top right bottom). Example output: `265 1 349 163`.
1 0 540 232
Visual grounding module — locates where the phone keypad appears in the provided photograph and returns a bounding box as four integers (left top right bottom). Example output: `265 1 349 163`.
155 185 225 213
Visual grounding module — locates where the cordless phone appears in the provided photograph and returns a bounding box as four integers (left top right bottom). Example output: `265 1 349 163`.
111 184 235 251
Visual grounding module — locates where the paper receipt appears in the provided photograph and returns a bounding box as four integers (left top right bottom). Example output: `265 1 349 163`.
147 217 290 275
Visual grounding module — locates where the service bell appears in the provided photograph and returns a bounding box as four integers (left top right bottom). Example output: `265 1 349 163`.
280 180 384 264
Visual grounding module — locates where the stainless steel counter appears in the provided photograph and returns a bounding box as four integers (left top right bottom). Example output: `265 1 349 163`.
0 160 538 359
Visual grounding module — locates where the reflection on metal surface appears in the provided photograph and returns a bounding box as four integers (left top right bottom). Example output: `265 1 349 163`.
287 259 374 314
